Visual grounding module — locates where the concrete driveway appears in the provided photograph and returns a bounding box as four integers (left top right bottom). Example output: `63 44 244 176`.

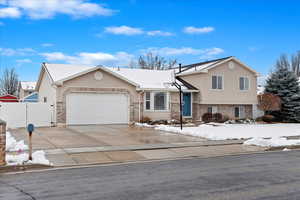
10 124 205 151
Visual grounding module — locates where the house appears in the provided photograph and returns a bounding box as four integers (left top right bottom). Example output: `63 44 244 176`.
18 82 36 99
21 92 38 102
0 94 18 102
176 56 259 119
36 56 259 126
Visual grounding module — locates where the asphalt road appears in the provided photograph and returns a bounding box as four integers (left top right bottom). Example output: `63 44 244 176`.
1 151 300 200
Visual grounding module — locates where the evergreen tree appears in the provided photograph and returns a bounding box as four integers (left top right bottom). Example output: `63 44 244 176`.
265 55 300 122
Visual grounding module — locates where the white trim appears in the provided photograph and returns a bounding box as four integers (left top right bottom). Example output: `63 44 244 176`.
53 66 139 87
136 88 198 92
66 92 130 125
207 105 218 114
239 76 250 91
143 91 170 112
177 57 259 77
234 105 245 118
210 74 224 91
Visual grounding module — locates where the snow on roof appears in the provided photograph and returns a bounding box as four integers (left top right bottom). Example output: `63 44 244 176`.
20 81 36 90
108 67 176 89
44 63 192 90
44 63 94 82
177 57 231 75
178 60 221 75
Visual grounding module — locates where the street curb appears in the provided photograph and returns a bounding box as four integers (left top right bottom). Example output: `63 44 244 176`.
266 145 300 151
0 164 52 173
42 140 245 155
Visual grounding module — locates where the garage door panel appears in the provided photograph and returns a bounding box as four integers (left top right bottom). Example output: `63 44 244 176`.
66 93 129 125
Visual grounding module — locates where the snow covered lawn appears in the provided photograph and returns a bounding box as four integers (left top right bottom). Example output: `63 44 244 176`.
5 132 51 166
137 123 300 147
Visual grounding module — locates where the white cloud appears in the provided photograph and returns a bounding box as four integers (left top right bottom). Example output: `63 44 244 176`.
0 7 21 18
141 47 224 59
146 30 174 36
183 26 215 34
40 51 134 66
16 58 32 63
199 47 224 59
0 0 115 19
41 43 53 47
0 47 35 56
104 26 173 37
105 26 144 36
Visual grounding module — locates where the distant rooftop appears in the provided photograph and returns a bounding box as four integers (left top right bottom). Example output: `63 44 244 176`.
20 81 36 90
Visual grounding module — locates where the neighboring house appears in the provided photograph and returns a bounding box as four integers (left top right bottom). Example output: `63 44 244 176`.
36 56 259 126
19 82 36 99
21 92 38 102
0 94 18 102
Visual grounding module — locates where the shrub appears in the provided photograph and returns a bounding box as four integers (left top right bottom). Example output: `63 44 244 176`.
140 116 151 123
255 116 263 122
213 113 223 122
202 113 213 123
218 114 230 123
262 115 275 123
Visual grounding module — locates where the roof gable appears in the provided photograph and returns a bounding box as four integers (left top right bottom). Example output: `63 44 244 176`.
177 57 259 76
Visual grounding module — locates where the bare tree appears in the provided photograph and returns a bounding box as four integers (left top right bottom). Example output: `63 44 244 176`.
0 68 19 95
275 52 300 77
275 54 290 70
138 52 177 70
257 93 281 114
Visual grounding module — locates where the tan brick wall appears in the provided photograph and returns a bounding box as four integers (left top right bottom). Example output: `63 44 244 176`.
198 104 253 120
0 120 6 166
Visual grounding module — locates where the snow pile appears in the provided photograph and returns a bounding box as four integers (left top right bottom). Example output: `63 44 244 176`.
283 148 291 151
6 150 51 166
135 123 155 128
244 137 300 147
154 123 300 140
6 132 28 152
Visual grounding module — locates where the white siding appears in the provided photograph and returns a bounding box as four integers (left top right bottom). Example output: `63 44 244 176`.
38 71 57 123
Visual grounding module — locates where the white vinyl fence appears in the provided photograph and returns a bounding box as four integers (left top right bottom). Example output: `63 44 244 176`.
0 103 54 128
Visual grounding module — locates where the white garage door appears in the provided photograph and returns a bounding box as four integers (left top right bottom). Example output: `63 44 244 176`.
66 93 129 125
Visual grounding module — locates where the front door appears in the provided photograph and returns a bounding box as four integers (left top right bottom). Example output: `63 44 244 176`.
183 93 192 117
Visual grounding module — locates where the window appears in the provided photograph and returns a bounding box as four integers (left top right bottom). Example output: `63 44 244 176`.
239 77 249 90
154 92 167 110
43 97 47 103
144 92 168 111
212 75 223 90
208 106 218 114
145 92 151 110
234 106 245 118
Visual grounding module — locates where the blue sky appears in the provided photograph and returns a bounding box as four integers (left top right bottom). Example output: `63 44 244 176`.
0 0 299 81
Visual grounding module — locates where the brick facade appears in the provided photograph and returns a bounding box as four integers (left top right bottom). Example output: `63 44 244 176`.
198 104 253 120
0 120 6 166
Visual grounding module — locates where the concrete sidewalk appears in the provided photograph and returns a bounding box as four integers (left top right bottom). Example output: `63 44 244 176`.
44 143 265 167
